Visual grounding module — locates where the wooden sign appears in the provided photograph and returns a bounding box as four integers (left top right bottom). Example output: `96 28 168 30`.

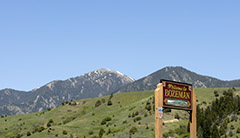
161 80 192 111
155 80 196 138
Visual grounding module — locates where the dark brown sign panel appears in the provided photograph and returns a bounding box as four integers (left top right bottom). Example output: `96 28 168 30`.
161 80 192 111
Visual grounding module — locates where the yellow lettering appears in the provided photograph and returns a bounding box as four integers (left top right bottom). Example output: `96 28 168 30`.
186 93 190 99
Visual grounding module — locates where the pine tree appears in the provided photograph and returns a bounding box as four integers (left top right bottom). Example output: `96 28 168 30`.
211 123 220 138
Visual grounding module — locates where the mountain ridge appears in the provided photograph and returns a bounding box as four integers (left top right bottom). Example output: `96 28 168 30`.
115 66 240 92
1 66 240 116
0 68 134 115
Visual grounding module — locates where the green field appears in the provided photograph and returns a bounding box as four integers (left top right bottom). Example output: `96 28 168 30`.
0 87 239 138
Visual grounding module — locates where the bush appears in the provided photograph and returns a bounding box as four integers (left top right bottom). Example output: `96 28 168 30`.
237 128 240 133
27 131 31 136
95 100 102 107
47 119 54 127
88 130 94 135
16 134 23 138
145 105 151 111
101 117 112 125
134 117 142 122
107 128 111 134
123 120 127 124
175 113 180 119
63 117 75 124
129 127 138 134
109 93 113 99
104 117 112 122
62 130 67 135
163 109 171 113
38 126 45 132
214 90 219 97
134 111 139 116
101 120 106 125
144 112 148 117
99 128 105 138
102 99 106 103
107 100 113 106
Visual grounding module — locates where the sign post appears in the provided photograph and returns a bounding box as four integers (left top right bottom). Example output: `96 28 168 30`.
155 83 163 138
155 80 196 138
190 88 196 138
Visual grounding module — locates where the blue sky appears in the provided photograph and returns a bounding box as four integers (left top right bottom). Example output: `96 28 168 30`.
0 0 239 91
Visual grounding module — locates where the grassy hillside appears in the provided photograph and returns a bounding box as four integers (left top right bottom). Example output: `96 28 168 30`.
0 87 239 138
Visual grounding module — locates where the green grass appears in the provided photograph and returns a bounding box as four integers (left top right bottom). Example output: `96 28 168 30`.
0 87 239 138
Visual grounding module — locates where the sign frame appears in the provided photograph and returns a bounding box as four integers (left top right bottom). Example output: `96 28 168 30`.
155 80 197 138
160 79 193 111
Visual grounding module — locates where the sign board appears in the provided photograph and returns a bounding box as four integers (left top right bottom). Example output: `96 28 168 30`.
155 80 196 138
161 80 192 111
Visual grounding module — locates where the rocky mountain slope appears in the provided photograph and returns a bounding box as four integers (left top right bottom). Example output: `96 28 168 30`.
0 69 134 115
115 66 240 92
1 66 240 116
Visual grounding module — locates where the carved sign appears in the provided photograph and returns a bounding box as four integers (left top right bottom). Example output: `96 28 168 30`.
161 80 192 111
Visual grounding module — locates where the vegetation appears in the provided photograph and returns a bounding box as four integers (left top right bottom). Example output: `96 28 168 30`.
0 87 240 138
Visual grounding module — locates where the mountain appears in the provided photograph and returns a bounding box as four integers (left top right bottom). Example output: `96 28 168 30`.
0 69 134 115
1 66 240 116
115 66 240 92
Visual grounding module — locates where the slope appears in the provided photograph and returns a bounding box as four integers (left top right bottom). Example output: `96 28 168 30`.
1 87 240 138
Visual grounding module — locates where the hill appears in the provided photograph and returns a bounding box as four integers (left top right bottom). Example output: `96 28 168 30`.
0 69 134 116
115 66 240 92
1 66 240 116
1 87 240 138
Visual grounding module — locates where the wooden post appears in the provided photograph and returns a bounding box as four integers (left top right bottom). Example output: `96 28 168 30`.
155 83 163 138
190 88 197 138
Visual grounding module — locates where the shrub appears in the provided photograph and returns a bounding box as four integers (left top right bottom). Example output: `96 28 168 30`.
237 128 240 133
144 112 148 117
95 100 102 107
135 111 139 116
62 130 67 135
27 131 31 136
109 93 113 99
214 90 219 97
107 100 113 106
16 134 23 138
38 126 45 132
229 130 233 137
102 99 106 103
134 117 142 122
104 117 112 121
131 112 135 118
163 108 171 113
101 117 112 125
101 120 106 125
175 113 180 119
88 130 94 135
129 127 137 134
99 128 105 138
107 128 111 134
47 119 54 127
63 117 75 124
145 105 151 111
